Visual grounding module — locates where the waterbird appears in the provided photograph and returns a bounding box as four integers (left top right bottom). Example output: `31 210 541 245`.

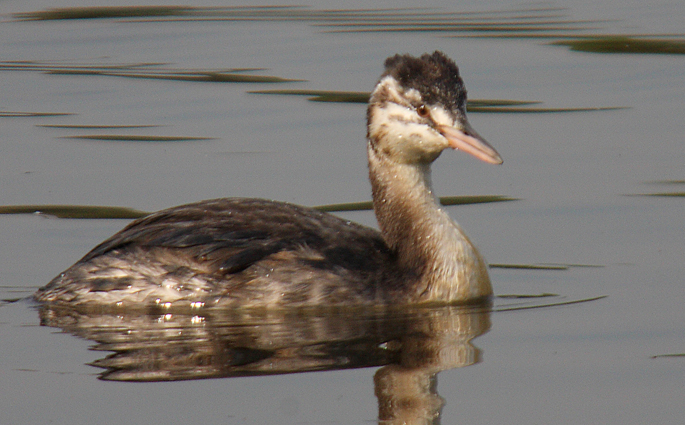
35 51 502 308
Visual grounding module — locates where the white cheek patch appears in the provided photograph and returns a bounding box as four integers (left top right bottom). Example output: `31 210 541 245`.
370 103 434 144
369 76 453 161
384 102 417 123
368 102 407 138
430 107 455 128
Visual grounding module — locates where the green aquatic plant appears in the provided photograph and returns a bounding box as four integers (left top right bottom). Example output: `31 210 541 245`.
624 180 685 197
62 135 214 142
489 263 569 270
0 111 74 117
14 6 193 20
467 105 628 113
629 192 685 197
250 89 370 103
0 60 301 84
497 293 559 299
651 353 685 359
0 205 148 219
37 124 163 129
643 180 685 185
552 36 685 54
13 5 573 24
495 295 607 312
48 69 303 83
490 262 603 270
326 24 596 34
315 195 515 212
250 89 624 111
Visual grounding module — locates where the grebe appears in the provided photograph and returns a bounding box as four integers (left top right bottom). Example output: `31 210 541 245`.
35 51 502 308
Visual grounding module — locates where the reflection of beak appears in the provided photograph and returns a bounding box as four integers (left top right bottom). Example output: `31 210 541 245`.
438 122 503 165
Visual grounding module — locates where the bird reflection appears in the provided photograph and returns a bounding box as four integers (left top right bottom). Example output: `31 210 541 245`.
38 303 491 424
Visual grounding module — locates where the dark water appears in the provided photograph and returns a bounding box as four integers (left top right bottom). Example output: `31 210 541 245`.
1 1 683 424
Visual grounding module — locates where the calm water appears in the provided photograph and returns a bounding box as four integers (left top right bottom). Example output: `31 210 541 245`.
1 1 683 424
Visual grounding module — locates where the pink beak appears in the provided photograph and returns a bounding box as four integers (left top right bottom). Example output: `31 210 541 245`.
438 123 503 165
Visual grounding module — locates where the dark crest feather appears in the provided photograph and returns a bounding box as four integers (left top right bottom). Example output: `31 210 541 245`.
382 51 466 112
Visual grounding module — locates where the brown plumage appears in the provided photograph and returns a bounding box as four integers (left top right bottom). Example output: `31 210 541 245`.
35 51 502 308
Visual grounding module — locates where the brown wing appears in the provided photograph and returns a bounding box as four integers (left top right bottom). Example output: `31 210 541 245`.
77 198 394 277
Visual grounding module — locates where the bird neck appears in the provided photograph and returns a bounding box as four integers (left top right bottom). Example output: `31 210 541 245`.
367 142 492 303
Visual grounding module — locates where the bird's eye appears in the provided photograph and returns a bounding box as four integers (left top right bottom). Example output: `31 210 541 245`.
416 104 429 118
